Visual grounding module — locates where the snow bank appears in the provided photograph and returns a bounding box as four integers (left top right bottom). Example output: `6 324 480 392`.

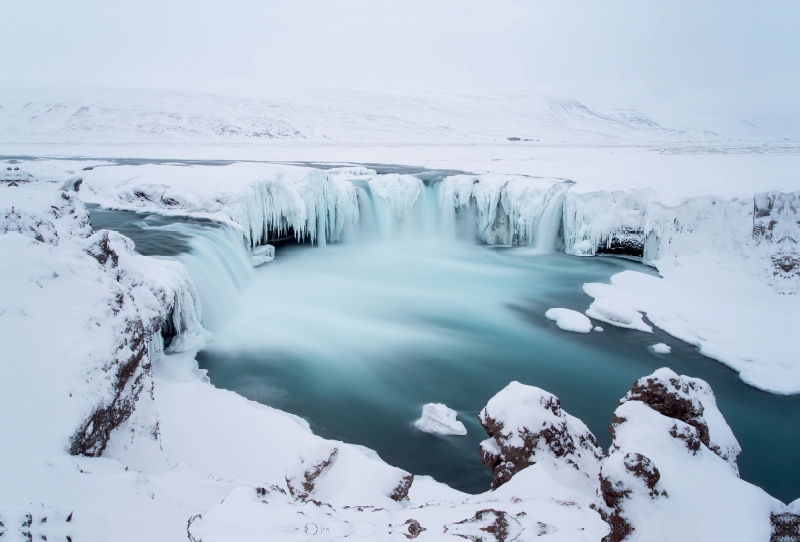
583 259 800 393
545 307 593 333
413 403 467 436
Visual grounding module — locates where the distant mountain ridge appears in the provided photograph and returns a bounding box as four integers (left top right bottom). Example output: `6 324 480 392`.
0 87 788 145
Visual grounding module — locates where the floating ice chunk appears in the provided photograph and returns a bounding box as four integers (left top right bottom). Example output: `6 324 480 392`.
651 343 671 354
545 308 593 333
594 326 604 332
414 403 467 436
586 298 652 333
250 244 275 266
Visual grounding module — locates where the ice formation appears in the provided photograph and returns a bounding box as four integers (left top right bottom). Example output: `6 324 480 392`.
80 163 361 249
413 403 467 436
545 307 594 333
652 343 672 354
438 174 571 248
585 295 653 333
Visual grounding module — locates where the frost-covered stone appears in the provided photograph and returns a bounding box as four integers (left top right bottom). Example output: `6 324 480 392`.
414 403 467 436
620 368 740 469
478 381 602 489
545 308 593 333
596 368 780 542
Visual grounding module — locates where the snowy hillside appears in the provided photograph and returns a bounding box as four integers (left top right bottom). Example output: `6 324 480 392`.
0 87 786 146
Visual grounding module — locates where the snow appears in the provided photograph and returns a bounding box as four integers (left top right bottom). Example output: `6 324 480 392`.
3 87 786 147
545 308 594 333
413 403 467 436
583 257 800 394
652 343 672 354
585 295 653 333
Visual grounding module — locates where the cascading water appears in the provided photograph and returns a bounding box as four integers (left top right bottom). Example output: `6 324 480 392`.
86 206 254 336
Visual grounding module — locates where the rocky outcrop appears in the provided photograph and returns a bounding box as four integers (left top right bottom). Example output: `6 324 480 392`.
597 452 667 542
0 187 91 244
596 368 778 542
478 381 602 489
619 368 741 470
285 437 415 507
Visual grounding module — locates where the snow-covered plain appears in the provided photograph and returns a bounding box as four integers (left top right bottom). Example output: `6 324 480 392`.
1 87 799 541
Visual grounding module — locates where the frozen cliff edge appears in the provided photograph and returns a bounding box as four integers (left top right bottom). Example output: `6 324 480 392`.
79 162 360 250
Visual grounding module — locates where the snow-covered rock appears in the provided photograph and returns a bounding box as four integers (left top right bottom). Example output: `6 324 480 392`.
597 368 779 542
413 403 467 436
0 186 202 464
545 307 593 333
478 381 603 489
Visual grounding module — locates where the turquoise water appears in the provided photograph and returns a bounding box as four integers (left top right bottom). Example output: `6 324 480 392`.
195 240 800 502
87 205 800 503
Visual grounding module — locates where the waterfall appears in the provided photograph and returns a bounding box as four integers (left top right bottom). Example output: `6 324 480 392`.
530 184 570 253
169 224 255 333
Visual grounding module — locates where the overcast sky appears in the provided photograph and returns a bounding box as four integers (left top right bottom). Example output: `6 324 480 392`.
4 0 799 134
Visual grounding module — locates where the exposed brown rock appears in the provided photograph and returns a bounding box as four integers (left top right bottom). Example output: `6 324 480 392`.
622 374 710 448
390 474 414 502
286 448 339 501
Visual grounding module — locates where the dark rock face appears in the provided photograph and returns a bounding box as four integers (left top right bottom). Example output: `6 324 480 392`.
390 474 414 502
771 511 800 542
69 232 154 457
597 453 667 542
403 519 426 539
451 509 517 542
286 447 339 501
622 373 710 448
479 382 602 489
620 368 741 467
